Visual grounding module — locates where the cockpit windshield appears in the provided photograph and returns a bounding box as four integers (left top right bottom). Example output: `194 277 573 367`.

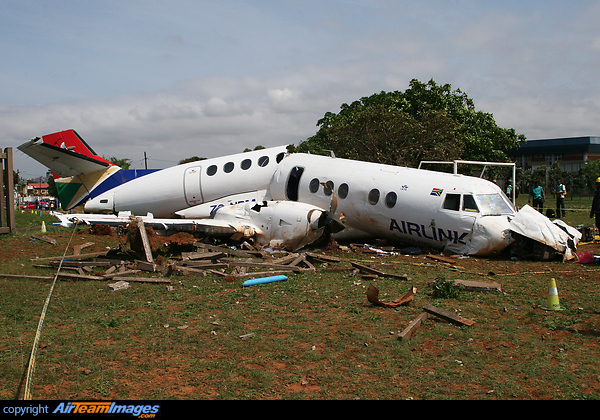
475 193 514 215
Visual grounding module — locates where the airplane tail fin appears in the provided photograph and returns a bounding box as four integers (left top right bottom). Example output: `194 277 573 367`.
19 129 159 211
18 129 114 178
19 130 120 210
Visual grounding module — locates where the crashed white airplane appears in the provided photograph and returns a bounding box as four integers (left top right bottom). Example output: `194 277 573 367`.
18 129 580 258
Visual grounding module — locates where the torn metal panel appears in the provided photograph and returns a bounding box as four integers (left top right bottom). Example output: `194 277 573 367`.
443 214 514 256
508 205 581 260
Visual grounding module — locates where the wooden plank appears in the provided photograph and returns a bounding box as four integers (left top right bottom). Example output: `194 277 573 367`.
351 262 410 280
103 269 141 279
30 251 109 262
225 269 297 280
135 217 153 263
422 304 475 327
30 234 58 245
398 313 428 341
110 276 171 284
73 242 95 256
0 272 104 281
194 242 266 258
453 279 502 293
0 273 52 281
305 252 341 263
182 251 226 260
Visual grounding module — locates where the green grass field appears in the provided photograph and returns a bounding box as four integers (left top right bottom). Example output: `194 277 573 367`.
1 205 600 400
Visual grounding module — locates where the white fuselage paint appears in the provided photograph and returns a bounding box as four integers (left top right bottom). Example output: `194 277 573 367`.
84 146 288 217
269 154 516 255
85 147 517 255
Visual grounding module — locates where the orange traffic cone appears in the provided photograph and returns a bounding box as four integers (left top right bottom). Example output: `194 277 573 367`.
542 278 565 311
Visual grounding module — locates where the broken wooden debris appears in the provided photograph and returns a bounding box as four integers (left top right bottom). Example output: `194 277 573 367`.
30 234 57 245
367 284 416 308
426 254 465 270
73 242 95 256
428 278 502 293
107 280 130 292
30 250 109 262
110 276 171 284
351 262 410 280
452 279 502 293
422 304 475 327
398 312 428 341
16 231 347 287
134 217 154 263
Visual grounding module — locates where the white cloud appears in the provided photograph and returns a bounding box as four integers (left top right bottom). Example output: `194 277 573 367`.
4 0 600 178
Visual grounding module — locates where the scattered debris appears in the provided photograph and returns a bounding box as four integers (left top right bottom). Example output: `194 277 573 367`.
350 262 410 280
73 242 95 256
30 234 57 245
398 312 428 341
422 304 475 327
367 284 416 308
242 275 288 287
452 279 502 293
107 280 130 292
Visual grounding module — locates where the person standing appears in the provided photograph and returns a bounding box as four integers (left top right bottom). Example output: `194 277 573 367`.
529 182 545 213
555 180 567 218
590 177 600 233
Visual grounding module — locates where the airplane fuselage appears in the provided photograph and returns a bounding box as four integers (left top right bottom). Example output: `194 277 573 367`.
269 154 516 255
84 146 288 217
87 148 516 255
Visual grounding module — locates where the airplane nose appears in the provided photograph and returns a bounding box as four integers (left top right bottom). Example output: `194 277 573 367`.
470 216 513 256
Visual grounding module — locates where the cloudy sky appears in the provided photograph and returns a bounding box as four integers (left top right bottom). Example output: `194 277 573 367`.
3 0 600 179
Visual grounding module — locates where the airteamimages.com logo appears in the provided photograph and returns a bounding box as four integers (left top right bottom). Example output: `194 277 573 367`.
3 401 161 418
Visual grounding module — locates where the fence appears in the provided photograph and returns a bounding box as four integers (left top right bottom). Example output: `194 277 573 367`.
1 147 16 234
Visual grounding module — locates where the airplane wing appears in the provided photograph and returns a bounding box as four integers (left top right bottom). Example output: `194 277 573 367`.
52 200 344 251
51 211 250 237
18 130 113 178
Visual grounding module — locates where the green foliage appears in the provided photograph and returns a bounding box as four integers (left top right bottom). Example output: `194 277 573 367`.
431 277 460 299
104 156 132 169
178 156 206 165
298 79 524 168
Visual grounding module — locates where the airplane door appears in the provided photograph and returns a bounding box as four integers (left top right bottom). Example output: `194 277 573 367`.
184 166 204 206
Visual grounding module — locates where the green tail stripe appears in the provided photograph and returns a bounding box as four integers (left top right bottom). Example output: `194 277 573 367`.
55 181 83 210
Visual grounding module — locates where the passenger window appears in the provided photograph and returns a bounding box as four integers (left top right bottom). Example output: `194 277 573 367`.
276 152 285 163
368 189 380 205
324 181 334 196
241 159 252 170
443 194 460 211
309 178 320 194
224 162 234 173
385 192 397 208
338 183 349 199
258 156 269 167
463 194 479 212
207 165 217 176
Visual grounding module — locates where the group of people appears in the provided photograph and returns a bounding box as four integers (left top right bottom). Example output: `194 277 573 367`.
524 180 567 218
523 178 600 233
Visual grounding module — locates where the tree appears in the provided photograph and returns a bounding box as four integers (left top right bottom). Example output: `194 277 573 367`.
298 79 525 168
104 156 132 169
178 156 205 165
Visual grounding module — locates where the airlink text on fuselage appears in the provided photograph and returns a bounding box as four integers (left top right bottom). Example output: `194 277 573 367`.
389 218 469 245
